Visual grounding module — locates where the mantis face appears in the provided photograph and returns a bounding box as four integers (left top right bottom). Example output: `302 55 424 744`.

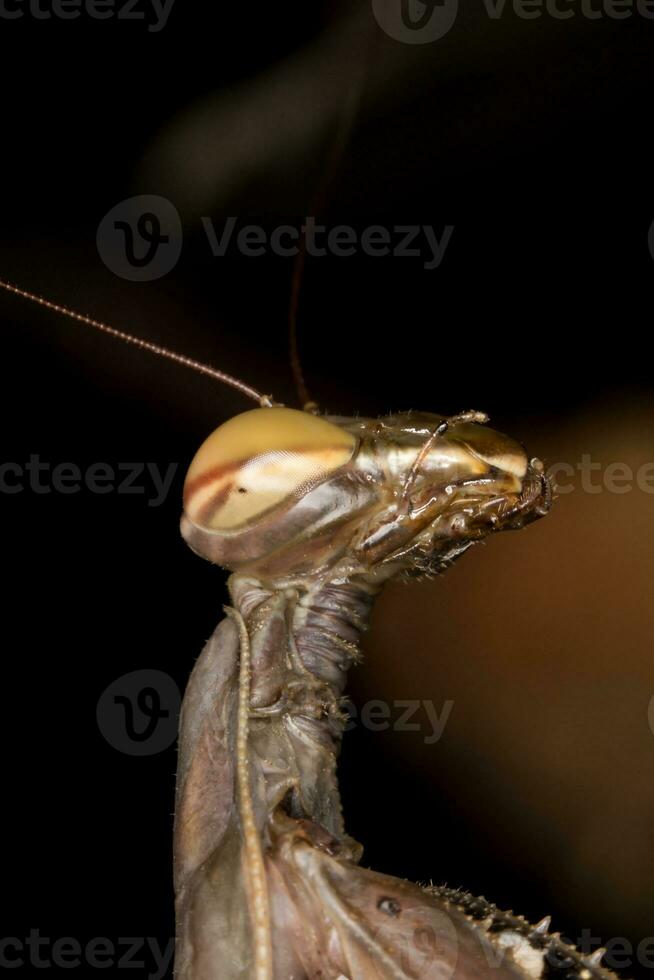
182 407 551 582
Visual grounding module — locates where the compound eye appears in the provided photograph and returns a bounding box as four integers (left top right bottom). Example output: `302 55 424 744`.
453 423 528 480
183 407 356 531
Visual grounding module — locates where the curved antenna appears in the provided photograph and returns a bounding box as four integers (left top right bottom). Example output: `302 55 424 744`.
288 21 379 412
287 107 356 412
288 245 312 409
0 278 274 408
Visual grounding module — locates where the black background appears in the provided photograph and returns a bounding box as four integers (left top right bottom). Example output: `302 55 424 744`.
1 2 653 978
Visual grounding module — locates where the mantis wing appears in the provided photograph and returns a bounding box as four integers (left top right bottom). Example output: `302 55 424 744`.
174 616 256 979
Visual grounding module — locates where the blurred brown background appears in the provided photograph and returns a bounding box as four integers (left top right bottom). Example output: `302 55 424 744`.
349 401 654 961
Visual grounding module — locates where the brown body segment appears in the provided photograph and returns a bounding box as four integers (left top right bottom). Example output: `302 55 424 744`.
174 408 568 980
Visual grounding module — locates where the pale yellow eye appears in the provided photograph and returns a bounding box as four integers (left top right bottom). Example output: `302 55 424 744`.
453 423 528 480
183 407 356 531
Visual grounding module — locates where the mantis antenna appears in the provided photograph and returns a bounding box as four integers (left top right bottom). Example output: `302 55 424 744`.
288 19 378 413
0 278 274 408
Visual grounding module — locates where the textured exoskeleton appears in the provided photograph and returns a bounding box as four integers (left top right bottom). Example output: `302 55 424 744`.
173 407 612 980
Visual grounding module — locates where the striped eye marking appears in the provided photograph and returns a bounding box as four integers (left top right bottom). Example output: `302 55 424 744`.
183 407 356 532
451 423 528 481
476 446 528 480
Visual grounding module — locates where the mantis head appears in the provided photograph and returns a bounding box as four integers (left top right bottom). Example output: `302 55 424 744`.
181 406 551 583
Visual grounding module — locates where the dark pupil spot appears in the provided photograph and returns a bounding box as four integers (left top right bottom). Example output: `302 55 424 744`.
378 896 401 917
238 487 247 494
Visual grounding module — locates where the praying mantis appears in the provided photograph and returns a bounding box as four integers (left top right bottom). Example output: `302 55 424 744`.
0 278 619 980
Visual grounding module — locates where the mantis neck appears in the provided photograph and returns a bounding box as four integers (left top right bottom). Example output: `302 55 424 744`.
228 572 383 840
174 570 388 980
